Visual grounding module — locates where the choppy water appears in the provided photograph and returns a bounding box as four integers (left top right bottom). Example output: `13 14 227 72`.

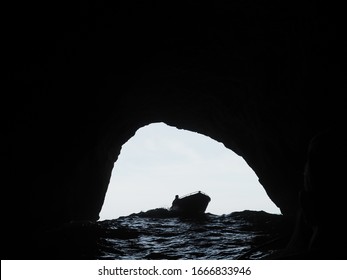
95 209 291 260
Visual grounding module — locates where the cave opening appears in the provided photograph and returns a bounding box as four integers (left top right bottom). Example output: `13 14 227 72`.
100 122 280 220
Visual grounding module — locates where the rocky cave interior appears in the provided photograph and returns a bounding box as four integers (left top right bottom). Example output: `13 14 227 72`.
6 0 347 259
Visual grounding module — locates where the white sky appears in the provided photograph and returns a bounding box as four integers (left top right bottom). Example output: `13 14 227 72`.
99 122 281 220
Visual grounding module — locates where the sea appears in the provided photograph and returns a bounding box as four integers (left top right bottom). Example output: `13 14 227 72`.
94 209 292 260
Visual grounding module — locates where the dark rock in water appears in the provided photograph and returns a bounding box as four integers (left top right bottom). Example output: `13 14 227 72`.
5 0 347 259
132 207 211 220
131 208 175 218
230 210 292 231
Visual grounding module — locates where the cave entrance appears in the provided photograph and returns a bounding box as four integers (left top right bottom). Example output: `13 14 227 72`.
100 122 280 220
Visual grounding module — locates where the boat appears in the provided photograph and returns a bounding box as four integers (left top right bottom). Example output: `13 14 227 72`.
170 191 211 215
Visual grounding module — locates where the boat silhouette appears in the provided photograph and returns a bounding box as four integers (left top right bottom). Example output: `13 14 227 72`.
170 191 211 215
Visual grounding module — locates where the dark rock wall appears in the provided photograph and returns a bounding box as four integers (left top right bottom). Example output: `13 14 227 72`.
6 0 346 256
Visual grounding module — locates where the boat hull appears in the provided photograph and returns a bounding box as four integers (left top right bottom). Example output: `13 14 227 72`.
170 192 211 215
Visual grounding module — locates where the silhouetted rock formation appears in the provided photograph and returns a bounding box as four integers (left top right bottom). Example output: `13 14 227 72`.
5 0 347 258
273 129 347 259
